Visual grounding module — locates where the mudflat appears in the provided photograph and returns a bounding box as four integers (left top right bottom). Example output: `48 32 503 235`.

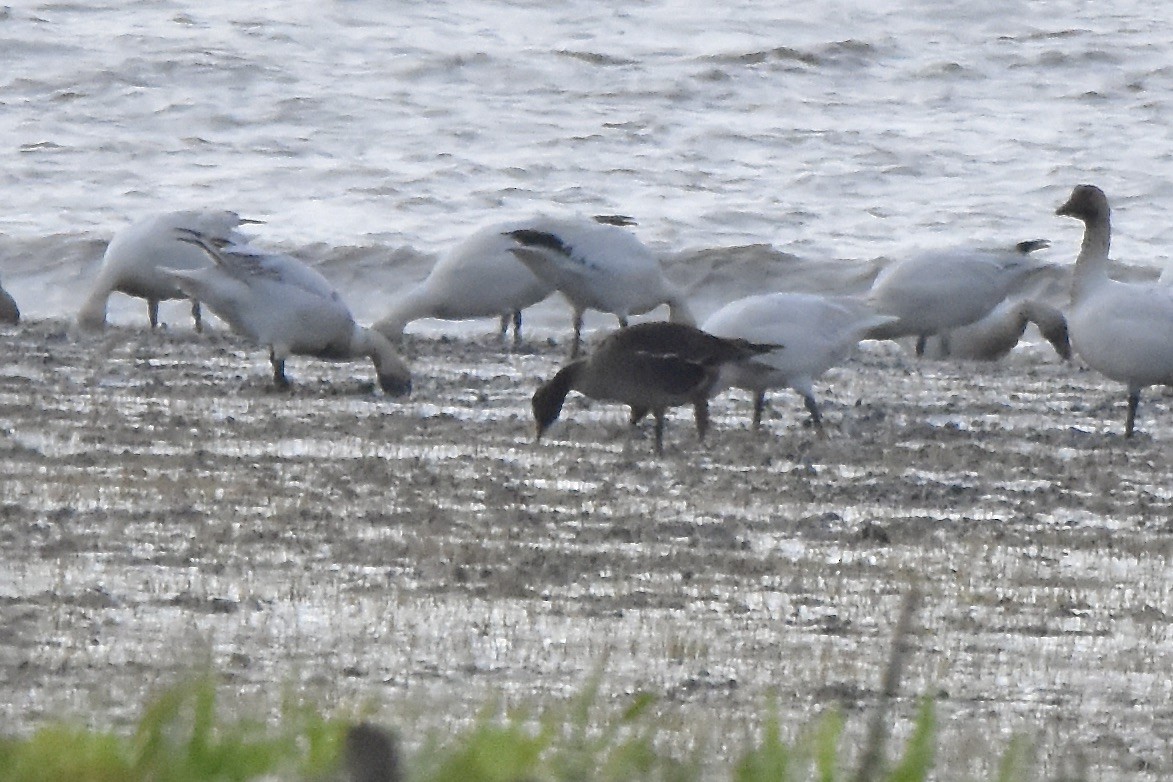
2 320 1171 779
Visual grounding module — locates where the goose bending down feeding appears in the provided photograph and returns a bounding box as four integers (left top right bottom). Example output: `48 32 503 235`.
373 221 553 344
865 240 1055 356
532 322 768 454
1056 184 1173 437
167 231 412 396
77 210 259 331
0 277 18 324
702 292 895 433
505 217 694 357
920 297 1071 361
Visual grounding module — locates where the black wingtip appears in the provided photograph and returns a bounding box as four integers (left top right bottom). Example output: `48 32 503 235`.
1015 239 1050 254
506 229 570 255
741 338 780 356
592 214 637 227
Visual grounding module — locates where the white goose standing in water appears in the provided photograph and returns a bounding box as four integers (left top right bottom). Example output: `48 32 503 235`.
78 210 257 331
505 216 694 356
1056 184 1173 437
167 231 412 396
866 240 1055 355
702 292 894 433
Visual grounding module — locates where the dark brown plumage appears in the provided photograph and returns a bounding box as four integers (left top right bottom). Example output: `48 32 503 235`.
0 280 18 325
532 322 773 454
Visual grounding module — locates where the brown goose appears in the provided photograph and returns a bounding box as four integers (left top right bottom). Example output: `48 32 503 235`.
532 321 772 454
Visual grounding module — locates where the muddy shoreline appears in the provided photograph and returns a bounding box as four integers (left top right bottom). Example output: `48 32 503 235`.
2 319 1171 779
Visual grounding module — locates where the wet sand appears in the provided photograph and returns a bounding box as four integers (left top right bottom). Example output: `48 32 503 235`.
2 319 1172 779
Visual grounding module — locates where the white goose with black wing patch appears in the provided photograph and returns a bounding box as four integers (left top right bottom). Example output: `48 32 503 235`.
506 215 694 356
165 231 411 396
866 239 1056 356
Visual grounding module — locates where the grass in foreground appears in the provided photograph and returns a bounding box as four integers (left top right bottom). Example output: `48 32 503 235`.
0 672 1033 782
0 591 1040 782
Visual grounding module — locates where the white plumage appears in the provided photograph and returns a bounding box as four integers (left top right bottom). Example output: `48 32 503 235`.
920 297 1070 361
166 231 411 396
373 218 554 343
1056 184 1173 436
702 292 894 432
505 215 694 355
866 240 1055 355
78 210 257 331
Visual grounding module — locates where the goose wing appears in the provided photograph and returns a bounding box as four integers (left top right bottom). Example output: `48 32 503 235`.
176 230 341 304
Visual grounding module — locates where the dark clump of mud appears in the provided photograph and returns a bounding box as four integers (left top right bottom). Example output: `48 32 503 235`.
1 319 1172 779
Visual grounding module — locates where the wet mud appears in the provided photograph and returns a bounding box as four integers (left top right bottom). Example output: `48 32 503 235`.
2 319 1172 779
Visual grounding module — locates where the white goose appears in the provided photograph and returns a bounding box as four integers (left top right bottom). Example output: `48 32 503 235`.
702 292 894 433
866 240 1055 355
0 277 18 324
920 297 1071 361
166 231 412 396
373 218 559 344
1056 184 1173 437
505 216 694 356
78 210 258 331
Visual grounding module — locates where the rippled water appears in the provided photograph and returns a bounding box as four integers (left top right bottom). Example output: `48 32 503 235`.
2 0 1172 323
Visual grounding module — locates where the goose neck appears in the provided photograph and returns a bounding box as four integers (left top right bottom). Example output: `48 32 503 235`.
1071 215 1111 304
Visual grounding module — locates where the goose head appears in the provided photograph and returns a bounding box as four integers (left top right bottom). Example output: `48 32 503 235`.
358 328 413 397
531 361 581 441
1020 300 1071 361
1056 184 1110 223
77 295 108 330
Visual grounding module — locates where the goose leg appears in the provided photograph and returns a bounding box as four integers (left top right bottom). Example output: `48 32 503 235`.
802 392 825 436
512 310 523 347
148 299 160 329
270 348 291 390
914 334 927 357
937 332 953 358
752 391 767 430
192 300 202 333
618 315 629 328
653 410 665 455
498 313 509 340
629 406 649 426
571 309 584 358
694 398 710 442
1125 389 1141 438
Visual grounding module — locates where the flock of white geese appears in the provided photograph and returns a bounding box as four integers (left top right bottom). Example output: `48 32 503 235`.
4 183 1170 452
